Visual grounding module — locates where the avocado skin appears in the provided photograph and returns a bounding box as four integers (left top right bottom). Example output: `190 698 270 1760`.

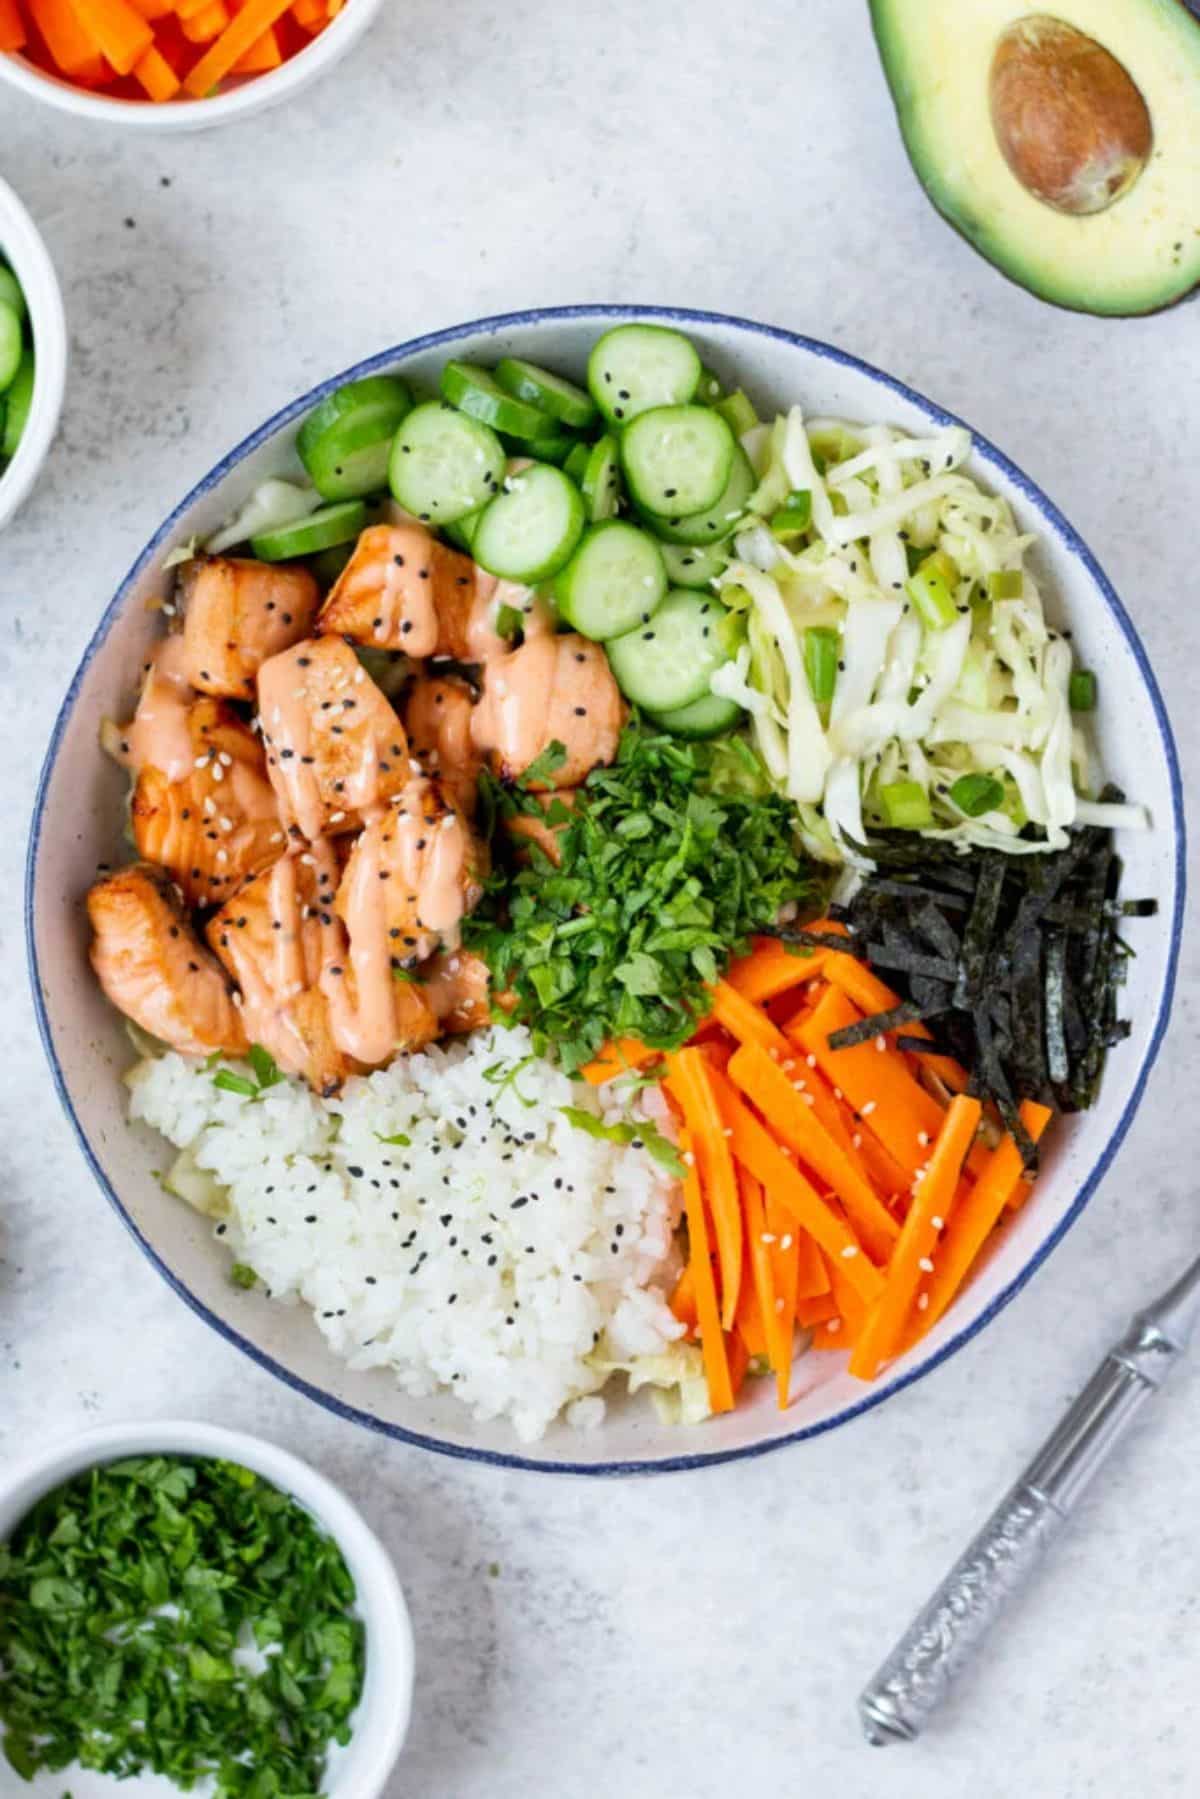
869 0 1200 317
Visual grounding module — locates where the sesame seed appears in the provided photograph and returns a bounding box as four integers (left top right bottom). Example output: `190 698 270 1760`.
861 1101 877 1116
917 1294 930 1312
918 1256 934 1273
840 1245 858 1259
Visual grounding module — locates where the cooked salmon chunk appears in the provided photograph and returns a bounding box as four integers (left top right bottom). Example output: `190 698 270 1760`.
89 864 247 1058
256 637 412 842
205 850 361 1096
403 675 482 814
506 789 577 867
181 557 320 701
316 524 491 659
471 633 623 788
422 950 492 1034
132 697 285 909
335 775 485 970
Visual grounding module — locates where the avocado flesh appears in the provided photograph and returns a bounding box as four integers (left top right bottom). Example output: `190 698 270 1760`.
870 0 1200 315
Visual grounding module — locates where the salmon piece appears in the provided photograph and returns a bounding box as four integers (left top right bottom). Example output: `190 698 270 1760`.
316 524 489 659
506 789 577 867
131 697 285 909
403 674 482 814
335 775 486 969
205 849 362 1096
471 633 623 788
89 863 247 1058
181 557 320 701
422 950 492 1034
256 637 412 843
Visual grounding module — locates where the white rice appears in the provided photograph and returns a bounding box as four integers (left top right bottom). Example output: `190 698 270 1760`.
128 1027 689 1442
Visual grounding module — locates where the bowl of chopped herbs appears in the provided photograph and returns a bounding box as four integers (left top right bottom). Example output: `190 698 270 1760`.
0 1421 412 1795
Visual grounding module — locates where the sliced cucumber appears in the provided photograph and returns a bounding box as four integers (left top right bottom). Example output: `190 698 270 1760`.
251 500 366 562
581 434 622 522
647 443 756 545
646 689 745 740
605 589 735 712
496 357 598 431
553 521 667 641
659 540 729 589
442 505 486 553
0 301 21 393
500 427 578 467
620 405 734 519
472 464 585 583
388 401 505 525
0 266 26 325
297 375 413 502
587 324 701 426
440 360 553 439
563 441 591 485
0 349 32 458
695 363 723 405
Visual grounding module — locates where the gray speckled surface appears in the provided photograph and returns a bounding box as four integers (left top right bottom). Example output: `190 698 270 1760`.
0 3 1197 1794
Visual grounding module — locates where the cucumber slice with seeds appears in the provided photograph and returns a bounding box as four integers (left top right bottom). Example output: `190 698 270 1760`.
563 442 591 485
646 443 756 545
388 401 505 524
496 357 598 431
0 266 26 325
500 427 579 466
251 500 366 562
472 464 585 583
1 350 33 458
620 405 734 518
297 375 413 501
659 540 729 589
581 434 622 521
440 360 553 439
646 689 745 739
0 301 21 393
587 324 701 426
605 588 735 712
553 521 667 641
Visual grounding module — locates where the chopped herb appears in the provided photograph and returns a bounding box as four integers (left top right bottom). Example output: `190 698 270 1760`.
558 1106 684 1177
212 1070 257 1098
481 1053 540 1108
495 603 524 638
374 1131 412 1147
229 1261 257 1289
246 1043 282 1091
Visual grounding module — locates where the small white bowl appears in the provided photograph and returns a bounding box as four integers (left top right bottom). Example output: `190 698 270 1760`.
0 175 66 532
0 0 383 132
0 1420 413 1797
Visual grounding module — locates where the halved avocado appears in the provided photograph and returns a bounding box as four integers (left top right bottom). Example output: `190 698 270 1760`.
870 0 1200 315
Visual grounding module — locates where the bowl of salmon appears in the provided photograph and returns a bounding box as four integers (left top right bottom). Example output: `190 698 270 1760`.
27 306 1184 1472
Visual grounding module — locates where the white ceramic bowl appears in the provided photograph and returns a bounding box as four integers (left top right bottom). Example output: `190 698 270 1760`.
0 1420 413 1797
0 174 66 531
0 0 383 132
26 307 1186 1474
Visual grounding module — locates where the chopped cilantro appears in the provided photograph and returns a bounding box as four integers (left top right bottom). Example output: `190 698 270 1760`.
229 1262 257 1290
558 1107 683 1177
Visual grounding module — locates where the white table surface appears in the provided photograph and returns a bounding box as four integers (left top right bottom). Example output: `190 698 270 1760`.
1 4 1197 1795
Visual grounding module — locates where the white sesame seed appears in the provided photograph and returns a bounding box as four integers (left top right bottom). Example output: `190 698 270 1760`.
203 796 217 815
917 1294 930 1311
918 1256 934 1273
218 751 233 767
775 1297 785 1314
299 854 316 868
722 1127 733 1139
194 755 209 770
917 1131 930 1146
931 1215 945 1231
780 1235 793 1250
861 1101 877 1116
782 1059 796 1073
683 1150 695 1167
852 1133 862 1148
840 1245 858 1260
833 1087 843 1099
328 811 346 824
875 1035 886 1052
806 1054 817 1068
761 1232 776 1245
211 763 225 782
801 1093 815 1107
825 1318 842 1334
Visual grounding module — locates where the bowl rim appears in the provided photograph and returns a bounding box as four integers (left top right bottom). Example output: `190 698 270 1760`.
0 1419 414 1795
0 173 67 531
0 0 383 132
25 303 1187 1477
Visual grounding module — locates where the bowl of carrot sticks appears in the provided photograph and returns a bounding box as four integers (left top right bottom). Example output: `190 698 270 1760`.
0 0 382 127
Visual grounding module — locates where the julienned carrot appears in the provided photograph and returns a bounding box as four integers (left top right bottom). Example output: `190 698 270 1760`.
726 937 830 1005
679 1130 734 1414
793 1225 829 1298
182 0 291 93
727 1041 900 1265
231 20 280 67
798 985 946 1183
796 1292 839 1328
291 0 322 21
828 1089 911 1200
709 978 793 1060
65 0 153 72
909 1100 1053 1339
180 0 228 39
665 1048 742 1329
764 1189 801 1407
849 1093 982 1380
0 0 27 48
133 39 179 92
580 1036 657 1085
734 1257 767 1358
29 0 98 70
727 1327 750 1398
126 0 171 17
707 1067 884 1305
823 951 969 1095
669 1263 697 1333
821 1248 869 1343
739 1168 792 1394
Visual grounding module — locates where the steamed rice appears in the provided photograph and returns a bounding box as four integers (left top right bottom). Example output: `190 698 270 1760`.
128 1027 692 1441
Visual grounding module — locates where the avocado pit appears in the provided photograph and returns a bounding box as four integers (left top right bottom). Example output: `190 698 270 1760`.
989 14 1153 216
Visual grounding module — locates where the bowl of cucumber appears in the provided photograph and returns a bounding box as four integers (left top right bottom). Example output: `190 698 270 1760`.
0 174 66 531
29 305 1183 1473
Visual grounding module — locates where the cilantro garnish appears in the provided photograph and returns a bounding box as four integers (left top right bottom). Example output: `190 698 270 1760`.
558 1106 683 1177
467 722 828 1074
0 1456 363 1792
212 1045 283 1102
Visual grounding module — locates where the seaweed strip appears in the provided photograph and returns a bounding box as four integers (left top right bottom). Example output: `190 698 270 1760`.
1044 931 1070 1086
867 941 960 985
827 1001 924 1049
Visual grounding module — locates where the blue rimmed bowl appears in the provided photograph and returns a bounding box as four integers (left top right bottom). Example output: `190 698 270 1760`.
26 306 1185 1475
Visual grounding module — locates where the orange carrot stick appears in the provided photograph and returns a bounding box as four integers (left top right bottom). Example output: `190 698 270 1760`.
797 985 947 1184
823 951 969 1094
679 1129 733 1414
821 1248 869 1343
127 0 172 17
181 0 290 92
132 39 180 93
796 1291 839 1328
910 1100 1053 1338
739 1168 793 1386
290 0 320 22
665 1048 742 1329
735 1259 768 1358
65 0 152 71
707 1067 884 1305
579 1037 657 1085
764 1190 802 1408
231 19 279 66
669 1263 697 1334
709 978 794 1060
849 1094 982 1381
0 0 27 49
29 0 98 70
180 0 227 38
726 937 830 1005
727 1041 900 1264
726 1326 750 1398
793 1227 830 1299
